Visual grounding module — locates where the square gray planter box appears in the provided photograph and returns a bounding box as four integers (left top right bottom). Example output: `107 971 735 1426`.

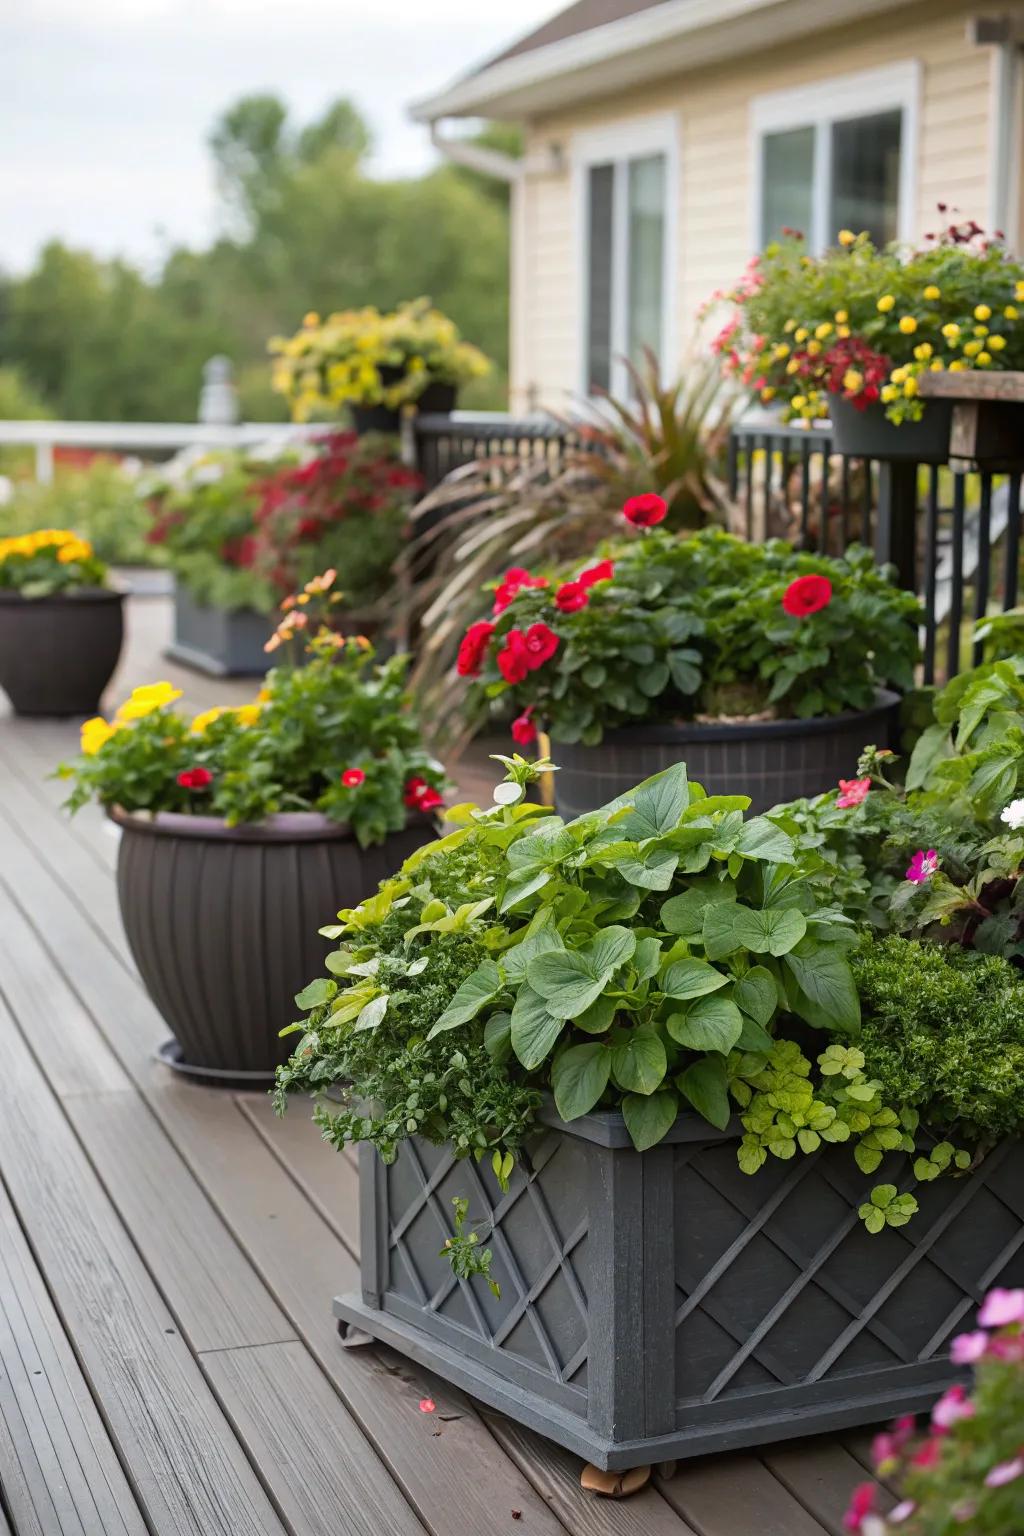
336 1106 1024 1470
165 584 272 676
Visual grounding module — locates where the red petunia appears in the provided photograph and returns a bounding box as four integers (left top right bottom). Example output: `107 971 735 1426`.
456 620 495 678
416 787 444 811
623 493 668 528
523 623 559 670
403 777 443 813
341 768 366 788
177 767 213 790
555 580 589 613
497 629 530 684
782 573 832 617
579 559 614 587
511 706 537 745
492 567 548 615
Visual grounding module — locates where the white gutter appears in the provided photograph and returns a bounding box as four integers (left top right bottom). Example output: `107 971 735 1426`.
429 123 520 182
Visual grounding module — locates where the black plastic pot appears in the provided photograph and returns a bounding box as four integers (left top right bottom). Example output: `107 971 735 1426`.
351 375 458 437
113 808 437 1080
0 588 124 717
829 396 953 463
338 1104 1024 1470
550 690 900 819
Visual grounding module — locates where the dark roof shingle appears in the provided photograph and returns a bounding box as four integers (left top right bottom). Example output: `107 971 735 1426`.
482 0 672 69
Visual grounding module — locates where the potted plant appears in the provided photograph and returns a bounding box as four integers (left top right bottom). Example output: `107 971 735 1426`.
715 218 1024 462
60 573 446 1080
453 502 919 817
269 298 491 434
146 433 418 674
0 528 123 716
275 756 1024 1473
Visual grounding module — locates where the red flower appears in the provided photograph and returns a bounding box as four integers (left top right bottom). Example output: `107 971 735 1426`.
403 777 443 812
456 621 495 678
555 580 589 613
579 559 614 587
782 574 832 617
836 777 871 809
511 707 537 745
523 623 559 670
177 767 213 790
416 787 444 811
843 1482 876 1533
341 768 366 788
492 567 548 615
623 493 668 528
497 629 530 684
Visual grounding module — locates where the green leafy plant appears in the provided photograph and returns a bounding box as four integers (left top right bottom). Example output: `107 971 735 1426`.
713 218 1024 425
441 1197 501 1298
456 521 919 746
58 574 445 846
0 527 108 595
0 461 159 567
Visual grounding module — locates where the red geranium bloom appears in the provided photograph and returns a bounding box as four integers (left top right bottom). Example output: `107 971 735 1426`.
523 623 559 670
493 567 548 615
555 580 589 613
341 768 366 788
511 706 537 745
403 776 428 807
456 620 495 677
416 787 444 811
579 559 614 587
623 493 668 528
177 767 213 790
497 629 530 684
782 573 832 617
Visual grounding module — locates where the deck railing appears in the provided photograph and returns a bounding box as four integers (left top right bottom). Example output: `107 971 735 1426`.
410 410 570 491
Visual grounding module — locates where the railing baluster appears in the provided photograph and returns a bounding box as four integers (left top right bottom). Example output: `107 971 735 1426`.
948 473 966 681
972 473 993 667
744 434 754 541
861 461 873 546
799 440 812 548
922 466 939 686
840 456 851 552
1004 473 1021 612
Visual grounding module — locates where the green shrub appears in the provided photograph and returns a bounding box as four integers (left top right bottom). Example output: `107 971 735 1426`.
0 461 156 567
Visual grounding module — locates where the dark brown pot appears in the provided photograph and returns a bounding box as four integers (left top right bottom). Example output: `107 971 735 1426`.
829 396 952 463
113 807 437 1079
0 588 124 717
551 690 901 819
350 374 458 436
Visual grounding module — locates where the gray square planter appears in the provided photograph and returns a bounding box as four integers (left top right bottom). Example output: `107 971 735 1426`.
165 585 272 676
336 1107 1024 1470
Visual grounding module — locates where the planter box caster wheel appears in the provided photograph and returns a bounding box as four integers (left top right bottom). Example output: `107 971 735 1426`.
580 1464 651 1498
338 1321 375 1348
656 1461 678 1481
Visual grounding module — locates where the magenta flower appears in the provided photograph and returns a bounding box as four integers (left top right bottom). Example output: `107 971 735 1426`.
949 1329 989 1364
978 1286 1024 1326
843 1482 876 1532
889 1501 916 1524
931 1383 975 1432
905 848 939 883
872 1415 916 1471
837 776 871 809
986 1457 1024 1488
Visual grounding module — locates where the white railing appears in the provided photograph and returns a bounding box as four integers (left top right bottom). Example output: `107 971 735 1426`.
0 420 329 485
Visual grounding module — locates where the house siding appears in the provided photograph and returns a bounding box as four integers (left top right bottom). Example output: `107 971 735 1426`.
512 0 994 409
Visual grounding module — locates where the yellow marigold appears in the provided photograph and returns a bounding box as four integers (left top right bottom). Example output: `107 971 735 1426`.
760 386 776 402
806 339 822 357
234 704 262 726
898 315 918 335
973 325 989 338
974 304 992 321
794 327 809 343
963 340 983 358
842 368 864 392
930 358 944 371
836 325 851 339
786 359 800 374
923 285 941 301
835 310 849 324
190 706 227 734
914 342 933 361
1016 282 1024 302
948 359 966 371
303 311 320 327
941 323 961 342
890 366 909 385
116 680 182 722
256 686 272 703
838 229 856 246
977 351 992 366
903 376 919 397
790 395 807 410
80 717 116 756
815 321 833 339
774 343 790 359
877 295 895 313
783 318 797 333
881 385 899 404
1005 305 1019 320
989 334 1007 351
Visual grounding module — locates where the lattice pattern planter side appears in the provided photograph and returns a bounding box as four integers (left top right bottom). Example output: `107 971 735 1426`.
337 1109 1024 1470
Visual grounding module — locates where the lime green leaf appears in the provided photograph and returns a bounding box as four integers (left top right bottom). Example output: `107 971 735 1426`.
295 977 337 1010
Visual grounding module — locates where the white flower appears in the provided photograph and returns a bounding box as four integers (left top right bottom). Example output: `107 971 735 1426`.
1000 797 1024 830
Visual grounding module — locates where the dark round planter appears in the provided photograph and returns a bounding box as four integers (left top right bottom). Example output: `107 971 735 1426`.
350 374 457 436
0 588 124 717
550 690 901 819
828 396 952 463
113 807 438 1079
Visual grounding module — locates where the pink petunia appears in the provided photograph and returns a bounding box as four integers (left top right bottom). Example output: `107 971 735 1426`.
843 1483 875 1533
985 1457 1024 1488
905 849 939 884
931 1384 975 1433
978 1287 1024 1327
836 776 871 809
949 1330 989 1364
889 1501 916 1525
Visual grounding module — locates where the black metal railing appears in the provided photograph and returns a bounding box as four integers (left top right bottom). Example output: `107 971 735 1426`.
411 411 570 492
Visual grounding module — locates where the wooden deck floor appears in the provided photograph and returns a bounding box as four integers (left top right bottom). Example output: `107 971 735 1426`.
0 592 888 1536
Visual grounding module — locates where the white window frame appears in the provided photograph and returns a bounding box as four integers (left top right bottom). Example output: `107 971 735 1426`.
573 113 679 399
750 60 921 254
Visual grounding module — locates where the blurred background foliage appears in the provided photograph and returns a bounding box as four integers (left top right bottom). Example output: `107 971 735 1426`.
0 97 515 421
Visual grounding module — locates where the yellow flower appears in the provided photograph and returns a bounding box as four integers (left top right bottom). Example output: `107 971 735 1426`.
303 311 320 327
190 706 227 734
929 358 944 371
786 359 800 374
80 717 116 756
977 351 992 366
974 304 992 321
948 359 966 371
834 310 849 324
963 339 983 358
903 376 919 397
116 680 182 722
814 322 833 339
760 386 776 402
1016 282 1024 302
880 384 898 404
914 342 933 361
836 324 851 338
891 366 909 385
234 704 262 726
791 395 807 411
842 369 864 392
773 343 790 359
838 229 856 246
989 334 1007 351
806 339 822 357
973 325 989 338
783 318 797 333
257 687 272 703
1005 305 1019 320
923 285 941 301
794 327 809 342
942 323 961 344
898 315 918 335
877 295 895 313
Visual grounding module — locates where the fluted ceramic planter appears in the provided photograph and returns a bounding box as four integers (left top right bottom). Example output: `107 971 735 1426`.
551 690 900 820
0 588 124 717
113 808 437 1081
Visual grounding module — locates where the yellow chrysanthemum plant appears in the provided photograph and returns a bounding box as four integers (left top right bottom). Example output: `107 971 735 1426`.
711 214 1024 426
59 571 447 848
0 528 108 596
268 296 491 421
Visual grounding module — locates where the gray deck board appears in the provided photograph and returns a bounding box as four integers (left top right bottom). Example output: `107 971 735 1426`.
0 593 883 1536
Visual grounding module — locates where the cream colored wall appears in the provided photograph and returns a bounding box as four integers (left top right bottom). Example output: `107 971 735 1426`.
511 0 994 410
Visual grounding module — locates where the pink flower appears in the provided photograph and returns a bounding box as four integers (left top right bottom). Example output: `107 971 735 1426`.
579 559 614 587
978 1287 1024 1327
554 580 589 613
985 1457 1024 1488
949 1330 989 1364
872 1416 916 1471
418 1397 436 1413
906 849 939 884
511 707 537 746
889 1501 916 1525
911 1437 941 1469
843 1483 876 1533
837 776 871 809
931 1383 975 1433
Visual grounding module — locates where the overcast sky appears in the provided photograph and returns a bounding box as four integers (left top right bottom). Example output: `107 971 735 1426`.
0 0 558 274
